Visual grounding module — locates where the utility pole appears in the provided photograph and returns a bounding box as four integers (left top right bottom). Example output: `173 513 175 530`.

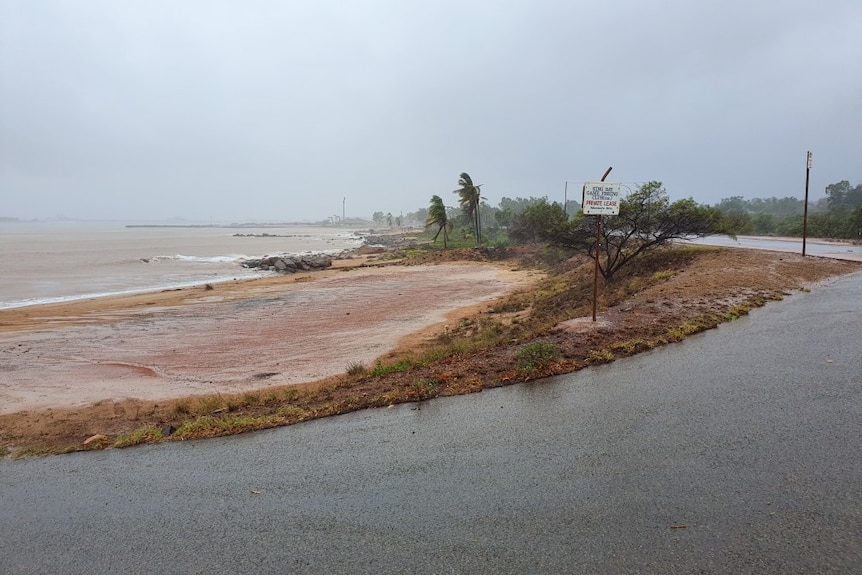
802 152 811 256
342 197 346 224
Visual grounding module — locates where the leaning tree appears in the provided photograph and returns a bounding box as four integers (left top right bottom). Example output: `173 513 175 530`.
453 172 484 246
542 181 725 280
426 195 452 248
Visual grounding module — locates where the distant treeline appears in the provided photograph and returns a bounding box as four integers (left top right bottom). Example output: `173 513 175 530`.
714 180 862 239
125 222 324 229
391 180 861 242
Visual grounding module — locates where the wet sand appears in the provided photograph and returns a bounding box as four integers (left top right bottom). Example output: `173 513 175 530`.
0 258 537 415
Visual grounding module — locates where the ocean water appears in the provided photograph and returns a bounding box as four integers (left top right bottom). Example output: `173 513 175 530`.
0 221 364 309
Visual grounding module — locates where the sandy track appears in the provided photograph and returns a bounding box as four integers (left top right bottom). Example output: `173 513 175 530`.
0 261 535 414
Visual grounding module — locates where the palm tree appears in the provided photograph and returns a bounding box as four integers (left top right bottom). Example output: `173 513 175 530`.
426 195 452 248
453 172 483 245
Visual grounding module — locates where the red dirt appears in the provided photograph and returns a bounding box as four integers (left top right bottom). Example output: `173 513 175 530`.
0 247 858 456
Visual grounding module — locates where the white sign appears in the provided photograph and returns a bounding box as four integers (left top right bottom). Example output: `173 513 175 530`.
807 151 813 169
582 181 621 215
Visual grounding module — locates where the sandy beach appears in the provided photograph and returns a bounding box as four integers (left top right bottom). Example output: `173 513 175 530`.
0 256 536 415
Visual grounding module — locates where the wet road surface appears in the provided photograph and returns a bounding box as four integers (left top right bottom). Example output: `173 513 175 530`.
695 235 862 262
2 271 861 574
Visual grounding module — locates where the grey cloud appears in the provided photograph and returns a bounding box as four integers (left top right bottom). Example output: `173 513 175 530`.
1 0 860 221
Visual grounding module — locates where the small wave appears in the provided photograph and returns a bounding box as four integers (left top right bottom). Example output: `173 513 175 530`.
146 254 252 264
267 248 353 258
145 250 355 264
0 273 263 310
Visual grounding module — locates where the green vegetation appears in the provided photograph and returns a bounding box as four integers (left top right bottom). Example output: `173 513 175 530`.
453 172 484 246
543 182 725 279
395 176 859 253
611 338 654 355
715 180 862 239
173 414 285 439
410 378 442 396
516 341 562 374
114 426 163 448
651 270 677 281
418 180 725 280
345 361 368 377
586 349 615 364
369 359 415 377
425 195 452 248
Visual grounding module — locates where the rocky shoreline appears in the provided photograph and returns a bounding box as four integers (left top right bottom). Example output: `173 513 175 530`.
240 253 336 273
239 230 424 273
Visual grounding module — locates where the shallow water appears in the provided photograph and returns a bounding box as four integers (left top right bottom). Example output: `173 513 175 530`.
0 221 362 309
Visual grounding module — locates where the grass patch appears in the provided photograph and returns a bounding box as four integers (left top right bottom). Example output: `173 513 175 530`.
241 392 261 407
516 341 562 374
346 361 367 377
651 270 677 281
114 426 163 448
369 359 416 377
411 378 443 396
586 349 615 364
278 405 312 420
174 414 285 440
194 395 229 415
11 446 76 458
173 400 191 417
611 338 654 355
666 322 706 342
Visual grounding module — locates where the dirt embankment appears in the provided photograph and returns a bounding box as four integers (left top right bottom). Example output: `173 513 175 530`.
1 247 859 456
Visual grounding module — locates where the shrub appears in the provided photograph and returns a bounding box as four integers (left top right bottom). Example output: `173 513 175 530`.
586 349 615 364
516 341 561 373
346 361 367 377
411 378 443 395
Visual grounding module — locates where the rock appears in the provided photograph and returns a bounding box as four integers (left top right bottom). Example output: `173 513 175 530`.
83 434 109 447
240 258 262 269
355 245 386 255
241 253 333 274
161 425 176 436
273 258 295 273
303 254 333 269
358 233 421 249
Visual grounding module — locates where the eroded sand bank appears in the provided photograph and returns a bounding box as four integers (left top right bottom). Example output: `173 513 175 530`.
0 260 536 414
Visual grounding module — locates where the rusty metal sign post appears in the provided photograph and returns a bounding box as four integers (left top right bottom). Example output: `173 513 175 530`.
581 167 615 322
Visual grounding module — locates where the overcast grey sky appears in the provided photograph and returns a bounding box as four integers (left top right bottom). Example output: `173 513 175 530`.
1 0 860 223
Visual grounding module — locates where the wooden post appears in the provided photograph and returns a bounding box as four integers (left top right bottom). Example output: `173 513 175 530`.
592 167 613 322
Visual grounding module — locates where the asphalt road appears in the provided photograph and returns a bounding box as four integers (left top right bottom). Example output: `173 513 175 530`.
2 271 861 574
694 235 862 262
